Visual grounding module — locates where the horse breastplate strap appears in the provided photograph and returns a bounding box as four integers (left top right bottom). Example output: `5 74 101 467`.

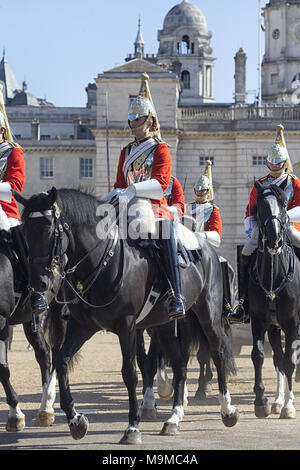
123 139 157 185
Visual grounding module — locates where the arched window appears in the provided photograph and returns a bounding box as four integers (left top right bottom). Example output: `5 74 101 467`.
181 70 190 89
177 35 193 55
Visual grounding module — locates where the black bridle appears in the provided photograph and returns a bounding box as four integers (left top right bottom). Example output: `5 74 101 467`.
27 201 122 309
254 193 294 301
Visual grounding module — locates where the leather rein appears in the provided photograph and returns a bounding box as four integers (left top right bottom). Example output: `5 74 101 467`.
254 209 294 301
28 202 122 309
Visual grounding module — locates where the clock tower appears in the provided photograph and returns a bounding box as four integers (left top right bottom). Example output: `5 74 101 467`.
262 0 300 103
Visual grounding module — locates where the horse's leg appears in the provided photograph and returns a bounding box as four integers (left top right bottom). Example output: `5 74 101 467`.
251 318 270 418
55 317 93 440
22 316 56 426
280 325 298 419
117 317 141 445
267 325 284 414
156 323 186 436
138 329 160 421
155 328 174 402
195 329 213 400
0 325 25 432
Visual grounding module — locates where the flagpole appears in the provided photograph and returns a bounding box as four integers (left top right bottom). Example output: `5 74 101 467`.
258 0 262 108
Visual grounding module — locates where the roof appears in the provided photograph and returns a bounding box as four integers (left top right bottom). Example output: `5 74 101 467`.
0 52 20 102
162 0 208 34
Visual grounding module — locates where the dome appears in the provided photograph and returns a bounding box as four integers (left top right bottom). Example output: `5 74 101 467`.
162 0 208 34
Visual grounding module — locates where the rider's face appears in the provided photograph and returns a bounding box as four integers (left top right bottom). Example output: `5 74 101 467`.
267 161 286 177
129 116 152 139
195 189 209 203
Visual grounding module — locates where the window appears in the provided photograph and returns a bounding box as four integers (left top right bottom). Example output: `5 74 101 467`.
40 135 51 140
181 70 190 89
40 158 54 178
199 156 214 166
252 156 266 166
80 158 94 178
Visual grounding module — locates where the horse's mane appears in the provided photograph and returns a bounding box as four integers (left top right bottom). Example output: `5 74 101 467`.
256 184 288 210
22 188 102 228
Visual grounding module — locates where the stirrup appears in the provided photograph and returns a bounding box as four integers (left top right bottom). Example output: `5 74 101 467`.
228 299 249 324
168 295 185 321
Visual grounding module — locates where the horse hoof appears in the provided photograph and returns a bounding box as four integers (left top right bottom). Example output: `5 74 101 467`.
194 389 207 400
36 411 55 427
6 415 25 432
160 422 179 436
271 402 283 415
119 429 142 445
69 414 88 440
140 407 157 421
158 387 174 402
280 407 296 419
255 402 270 418
205 382 213 393
221 409 239 428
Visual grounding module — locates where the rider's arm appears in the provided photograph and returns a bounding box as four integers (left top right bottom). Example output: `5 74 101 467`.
201 207 222 247
114 147 128 190
4 147 25 193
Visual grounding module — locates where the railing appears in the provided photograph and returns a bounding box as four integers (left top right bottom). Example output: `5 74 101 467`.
179 105 300 121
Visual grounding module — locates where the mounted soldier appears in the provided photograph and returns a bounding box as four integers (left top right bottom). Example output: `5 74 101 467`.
112 73 185 320
231 124 300 323
187 160 235 318
0 84 48 318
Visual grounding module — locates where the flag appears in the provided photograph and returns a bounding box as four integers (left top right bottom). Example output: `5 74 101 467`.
260 21 265 32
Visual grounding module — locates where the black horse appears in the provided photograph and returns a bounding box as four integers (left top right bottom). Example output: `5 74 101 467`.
17 187 239 444
248 181 300 419
0 227 67 431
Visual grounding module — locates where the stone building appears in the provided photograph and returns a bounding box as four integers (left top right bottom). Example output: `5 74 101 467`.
2 0 300 267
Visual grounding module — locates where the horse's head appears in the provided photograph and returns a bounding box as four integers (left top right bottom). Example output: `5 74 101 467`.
254 180 288 255
15 187 71 293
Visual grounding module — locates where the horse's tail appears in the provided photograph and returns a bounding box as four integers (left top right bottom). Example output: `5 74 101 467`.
44 305 82 372
181 311 237 378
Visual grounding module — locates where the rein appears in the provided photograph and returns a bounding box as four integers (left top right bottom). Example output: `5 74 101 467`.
28 202 123 309
254 197 294 301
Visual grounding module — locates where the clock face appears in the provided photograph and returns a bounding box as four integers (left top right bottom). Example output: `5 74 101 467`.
272 28 280 40
290 21 300 43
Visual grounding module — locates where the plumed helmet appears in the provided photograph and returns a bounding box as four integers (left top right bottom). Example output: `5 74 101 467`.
128 95 155 122
266 124 293 173
194 160 214 201
194 175 210 191
267 143 288 164
0 111 5 129
0 84 14 143
128 73 161 138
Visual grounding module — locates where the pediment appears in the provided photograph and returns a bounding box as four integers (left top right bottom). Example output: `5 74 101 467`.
103 59 169 74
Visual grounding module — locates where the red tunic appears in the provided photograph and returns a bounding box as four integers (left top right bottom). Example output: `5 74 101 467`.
205 206 223 237
245 176 300 232
114 142 173 219
168 176 185 217
2 147 26 220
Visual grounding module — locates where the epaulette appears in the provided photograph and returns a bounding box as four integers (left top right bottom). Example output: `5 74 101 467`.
154 136 169 147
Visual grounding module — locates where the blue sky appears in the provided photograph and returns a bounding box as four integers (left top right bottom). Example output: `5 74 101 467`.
1 0 267 107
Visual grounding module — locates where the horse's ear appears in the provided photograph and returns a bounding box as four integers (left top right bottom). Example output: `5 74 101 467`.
13 190 28 207
47 187 58 206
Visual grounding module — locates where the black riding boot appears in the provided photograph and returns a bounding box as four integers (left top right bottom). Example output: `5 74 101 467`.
221 260 234 317
228 254 250 324
161 220 185 320
10 225 48 315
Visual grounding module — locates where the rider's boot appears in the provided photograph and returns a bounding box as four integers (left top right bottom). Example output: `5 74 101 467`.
221 260 235 317
161 219 185 321
228 254 250 324
10 225 48 315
